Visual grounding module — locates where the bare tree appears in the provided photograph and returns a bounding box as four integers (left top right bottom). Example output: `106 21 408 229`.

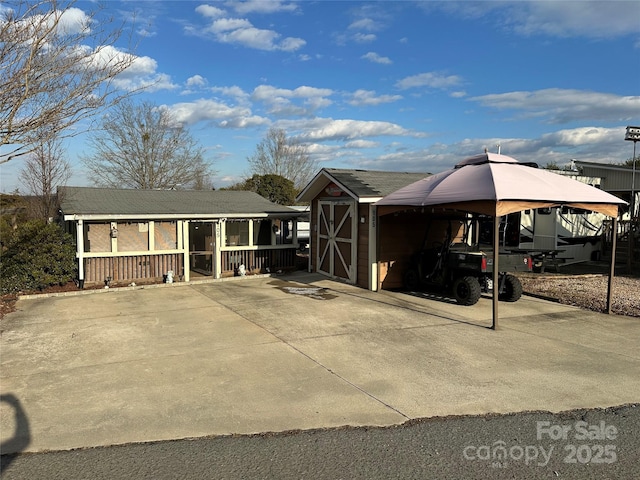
82 100 213 189
1 0 136 164
247 127 317 190
18 133 71 221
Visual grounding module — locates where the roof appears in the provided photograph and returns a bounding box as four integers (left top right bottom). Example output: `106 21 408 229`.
574 161 639 192
297 168 430 203
59 186 300 220
376 153 626 217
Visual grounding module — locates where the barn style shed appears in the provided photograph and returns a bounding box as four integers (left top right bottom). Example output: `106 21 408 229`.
296 168 430 290
59 187 301 286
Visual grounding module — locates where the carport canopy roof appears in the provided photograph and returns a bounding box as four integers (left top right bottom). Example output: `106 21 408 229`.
376 153 627 217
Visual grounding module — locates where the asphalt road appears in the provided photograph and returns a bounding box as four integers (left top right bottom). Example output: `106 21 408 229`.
2 404 638 480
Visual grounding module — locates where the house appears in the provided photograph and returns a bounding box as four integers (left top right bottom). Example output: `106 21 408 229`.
296 168 430 290
573 160 638 218
58 187 301 287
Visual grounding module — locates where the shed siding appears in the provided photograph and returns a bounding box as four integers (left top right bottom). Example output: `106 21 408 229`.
356 204 370 288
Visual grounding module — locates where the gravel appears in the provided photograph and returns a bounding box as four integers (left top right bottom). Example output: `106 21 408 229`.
517 272 640 318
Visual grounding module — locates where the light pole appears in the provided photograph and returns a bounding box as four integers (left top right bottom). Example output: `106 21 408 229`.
625 126 639 219
624 126 639 272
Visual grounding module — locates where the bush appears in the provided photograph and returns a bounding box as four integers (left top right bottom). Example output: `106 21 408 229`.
0 221 76 294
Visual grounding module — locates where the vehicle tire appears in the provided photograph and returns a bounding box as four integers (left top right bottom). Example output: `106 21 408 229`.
499 274 523 302
452 276 481 306
403 268 421 291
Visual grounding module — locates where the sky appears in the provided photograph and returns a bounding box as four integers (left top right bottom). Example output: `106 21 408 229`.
2 0 640 193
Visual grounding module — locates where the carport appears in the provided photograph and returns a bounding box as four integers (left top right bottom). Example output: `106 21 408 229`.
376 153 627 329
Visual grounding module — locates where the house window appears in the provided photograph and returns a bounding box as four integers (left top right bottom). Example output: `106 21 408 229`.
118 222 149 252
84 223 111 253
226 221 249 246
253 220 273 246
155 221 177 250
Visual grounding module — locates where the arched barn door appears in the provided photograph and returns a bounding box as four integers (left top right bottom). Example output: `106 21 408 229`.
317 200 356 283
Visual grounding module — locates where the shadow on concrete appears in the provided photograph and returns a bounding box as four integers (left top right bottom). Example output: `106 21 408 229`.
0 393 31 473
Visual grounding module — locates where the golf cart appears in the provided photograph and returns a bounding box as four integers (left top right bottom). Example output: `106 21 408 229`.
403 215 532 305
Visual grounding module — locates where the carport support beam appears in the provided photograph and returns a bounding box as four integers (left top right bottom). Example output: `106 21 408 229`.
606 215 618 314
492 215 500 330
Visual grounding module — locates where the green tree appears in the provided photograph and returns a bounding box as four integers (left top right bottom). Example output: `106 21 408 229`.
226 174 296 205
0 220 76 293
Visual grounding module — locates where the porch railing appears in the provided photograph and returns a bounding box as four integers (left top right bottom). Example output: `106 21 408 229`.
84 253 183 285
221 247 298 275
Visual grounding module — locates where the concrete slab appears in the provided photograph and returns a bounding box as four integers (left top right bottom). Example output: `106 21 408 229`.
1 272 639 454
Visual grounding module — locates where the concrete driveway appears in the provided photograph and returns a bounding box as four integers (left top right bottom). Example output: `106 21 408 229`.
1 272 639 453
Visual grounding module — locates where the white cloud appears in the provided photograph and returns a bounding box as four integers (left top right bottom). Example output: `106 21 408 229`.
470 88 640 124
211 85 251 104
194 7 305 51
349 18 380 31
230 0 298 15
294 118 426 142
186 75 207 88
195 5 226 18
85 45 177 92
396 72 463 90
352 125 633 174
56 7 92 35
361 52 392 65
425 1 640 39
167 98 269 128
511 1 640 39
348 89 402 106
345 140 380 148
252 85 333 116
353 33 376 43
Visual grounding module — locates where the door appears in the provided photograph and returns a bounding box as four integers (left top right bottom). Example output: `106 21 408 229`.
189 221 215 276
317 200 356 282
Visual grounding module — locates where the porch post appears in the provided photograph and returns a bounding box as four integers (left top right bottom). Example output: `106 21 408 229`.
606 215 618 314
182 221 190 282
368 204 378 291
214 221 222 279
76 219 84 288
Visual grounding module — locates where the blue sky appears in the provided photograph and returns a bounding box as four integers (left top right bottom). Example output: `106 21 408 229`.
2 0 640 192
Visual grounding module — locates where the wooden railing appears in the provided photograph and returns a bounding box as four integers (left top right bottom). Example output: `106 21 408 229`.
221 247 297 275
84 254 183 285
602 218 639 269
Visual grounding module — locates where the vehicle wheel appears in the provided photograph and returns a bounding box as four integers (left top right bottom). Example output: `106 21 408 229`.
452 276 481 306
403 268 421 291
499 274 523 302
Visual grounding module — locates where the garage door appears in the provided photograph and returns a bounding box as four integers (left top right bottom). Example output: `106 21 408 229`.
317 200 356 283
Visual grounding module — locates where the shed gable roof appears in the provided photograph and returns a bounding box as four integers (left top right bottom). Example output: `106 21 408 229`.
297 168 430 202
59 186 299 219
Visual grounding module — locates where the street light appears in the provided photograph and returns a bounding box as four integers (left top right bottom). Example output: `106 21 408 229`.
625 126 639 219
624 126 639 273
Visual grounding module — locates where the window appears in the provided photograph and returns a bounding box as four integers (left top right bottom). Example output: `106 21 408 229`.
253 220 273 246
118 222 149 252
225 221 249 246
155 222 177 250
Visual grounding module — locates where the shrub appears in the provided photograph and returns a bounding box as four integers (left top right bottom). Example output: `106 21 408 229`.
0 221 76 294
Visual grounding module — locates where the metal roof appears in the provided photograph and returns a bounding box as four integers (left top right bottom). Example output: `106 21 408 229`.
59 186 300 220
574 161 638 192
297 168 430 202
